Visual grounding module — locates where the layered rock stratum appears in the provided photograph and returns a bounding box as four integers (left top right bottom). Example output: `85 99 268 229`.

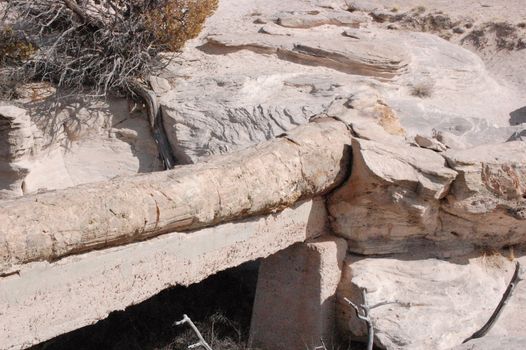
0 0 525 349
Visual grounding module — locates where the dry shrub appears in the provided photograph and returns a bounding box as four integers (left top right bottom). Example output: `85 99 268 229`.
144 0 218 52
0 27 36 98
0 27 37 64
462 21 522 51
1 0 217 96
410 80 434 98
413 6 426 14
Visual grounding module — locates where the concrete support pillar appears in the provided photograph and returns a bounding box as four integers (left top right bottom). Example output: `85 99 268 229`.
249 235 347 350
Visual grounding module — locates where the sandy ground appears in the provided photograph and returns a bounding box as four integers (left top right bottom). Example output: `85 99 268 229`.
355 0 526 92
367 0 526 23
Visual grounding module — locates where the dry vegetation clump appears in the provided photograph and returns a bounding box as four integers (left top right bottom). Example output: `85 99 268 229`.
0 27 36 64
144 0 218 52
0 27 37 98
1 0 218 97
480 248 508 270
410 81 434 98
462 21 525 51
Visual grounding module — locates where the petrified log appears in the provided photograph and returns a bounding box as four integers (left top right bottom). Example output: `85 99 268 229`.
0 117 352 273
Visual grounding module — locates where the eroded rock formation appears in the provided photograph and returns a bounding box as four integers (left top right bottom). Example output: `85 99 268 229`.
337 252 525 350
1 1 525 350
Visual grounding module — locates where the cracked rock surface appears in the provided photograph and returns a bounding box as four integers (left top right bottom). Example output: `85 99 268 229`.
338 251 526 350
159 0 524 163
1 1 525 349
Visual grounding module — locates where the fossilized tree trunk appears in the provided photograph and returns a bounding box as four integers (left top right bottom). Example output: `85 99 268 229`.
0 117 352 273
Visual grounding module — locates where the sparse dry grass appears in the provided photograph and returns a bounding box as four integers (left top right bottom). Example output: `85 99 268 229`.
462 21 523 50
413 6 426 14
480 249 507 270
410 81 433 98
479 247 518 270
168 312 254 350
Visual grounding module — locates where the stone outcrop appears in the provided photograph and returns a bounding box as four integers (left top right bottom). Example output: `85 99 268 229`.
0 105 35 199
328 137 526 254
204 31 409 79
275 10 364 29
0 118 352 273
2 1 526 349
451 337 526 350
155 0 523 164
337 252 525 350
441 142 526 247
160 73 351 163
0 95 162 198
328 137 457 254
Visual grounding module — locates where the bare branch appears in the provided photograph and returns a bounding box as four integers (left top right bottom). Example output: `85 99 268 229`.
175 314 214 350
344 288 374 350
62 0 92 25
462 261 522 344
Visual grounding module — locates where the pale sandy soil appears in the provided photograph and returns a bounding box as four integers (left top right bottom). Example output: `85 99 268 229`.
357 0 526 92
367 0 526 22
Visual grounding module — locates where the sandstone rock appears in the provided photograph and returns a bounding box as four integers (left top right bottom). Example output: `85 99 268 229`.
451 337 526 350
350 119 406 145
328 137 457 254
383 31 521 146
250 235 347 350
276 10 363 29
347 90 406 136
160 73 352 163
204 31 409 79
415 134 447 152
258 23 291 35
433 130 467 150
329 137 526 254
337 253 525 350
0 96 162 197
0 104 35 199
347 1 378 13
157 0 522 163
325 89 407 139
441 142 526 247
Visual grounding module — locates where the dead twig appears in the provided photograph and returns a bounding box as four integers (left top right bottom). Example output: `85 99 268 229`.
174 314 214 350
344 288 374 350
129 81 176 168
344 290 425 350
462 261 522 343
